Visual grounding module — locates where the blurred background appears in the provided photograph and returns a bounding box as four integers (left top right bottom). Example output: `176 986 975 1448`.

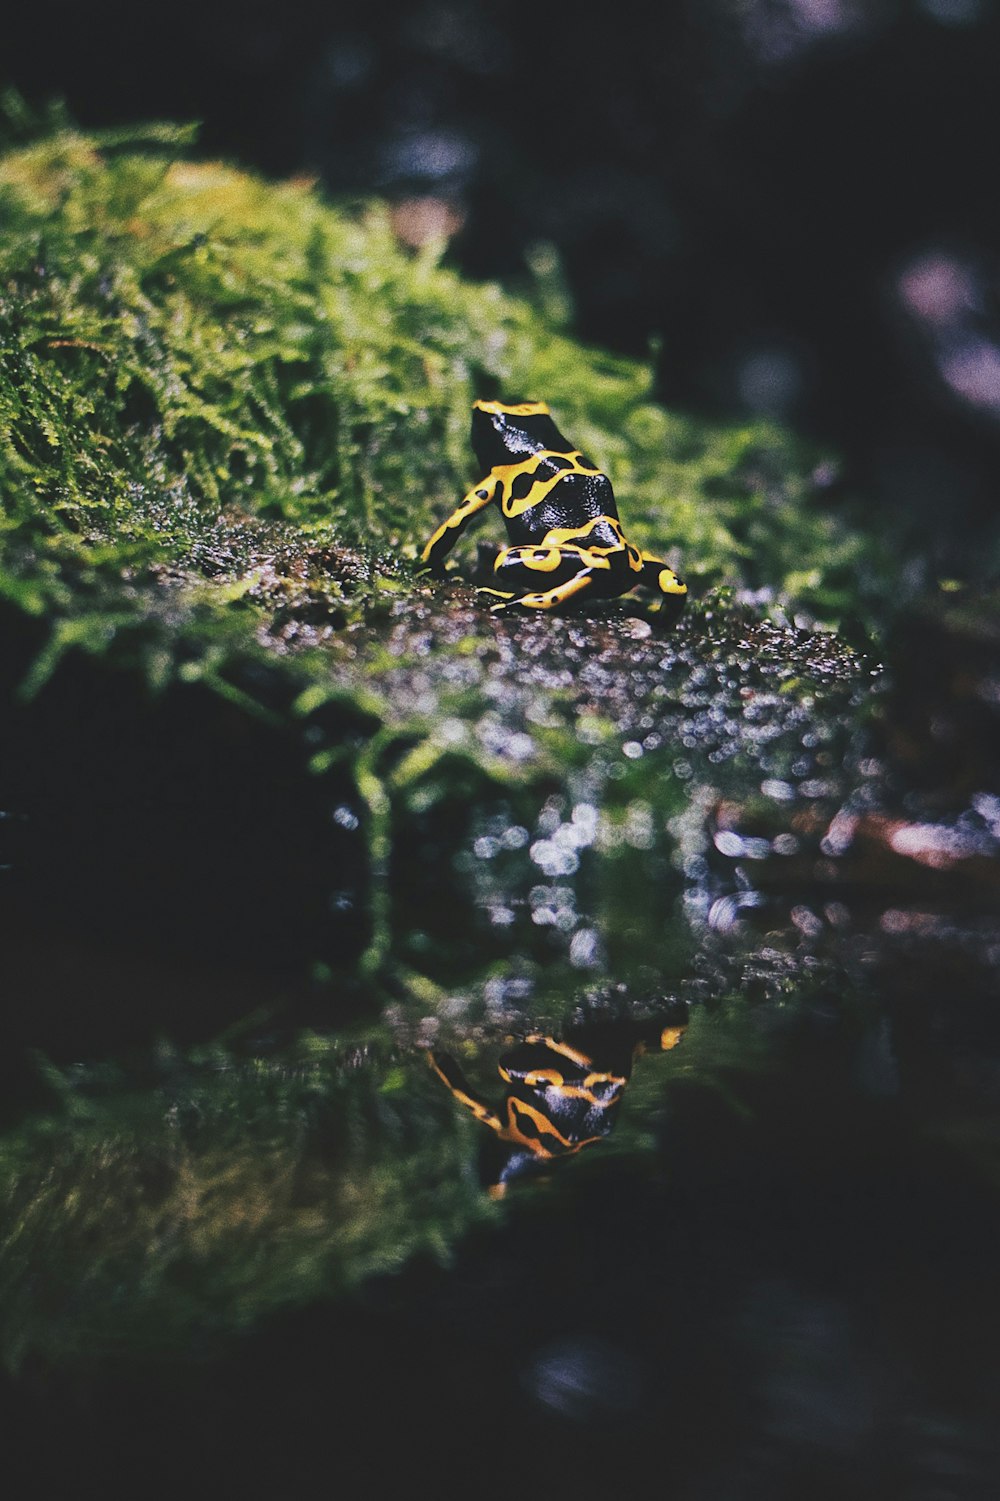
6 0 1000 577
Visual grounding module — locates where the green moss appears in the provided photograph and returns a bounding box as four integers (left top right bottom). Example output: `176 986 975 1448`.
0 122 887 638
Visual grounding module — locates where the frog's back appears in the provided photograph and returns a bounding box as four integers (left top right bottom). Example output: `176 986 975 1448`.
503 466 618 545
472 399 620 545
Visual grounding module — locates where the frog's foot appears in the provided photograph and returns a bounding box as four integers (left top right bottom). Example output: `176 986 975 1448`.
490 543 609 612
635 553 687 622
476 586 517 612
491 574 600 612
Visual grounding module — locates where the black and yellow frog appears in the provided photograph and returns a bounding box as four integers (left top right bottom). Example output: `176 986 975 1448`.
429 1017 687 1194
421 399 687 616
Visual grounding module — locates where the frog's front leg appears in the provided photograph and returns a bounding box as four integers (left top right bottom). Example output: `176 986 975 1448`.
427 1051 504 1134
482 543 611 612
421 475 499 575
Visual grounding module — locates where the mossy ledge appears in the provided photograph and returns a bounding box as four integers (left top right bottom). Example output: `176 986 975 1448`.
0 124 881 1028
0 123 884 625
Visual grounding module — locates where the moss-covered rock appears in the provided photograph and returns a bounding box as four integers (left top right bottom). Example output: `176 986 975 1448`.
0 122 886 633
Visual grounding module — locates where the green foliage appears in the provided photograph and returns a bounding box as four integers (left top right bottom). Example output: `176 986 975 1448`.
0 122 888 631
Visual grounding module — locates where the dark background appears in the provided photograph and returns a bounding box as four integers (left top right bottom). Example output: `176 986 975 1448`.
5 0 1000 568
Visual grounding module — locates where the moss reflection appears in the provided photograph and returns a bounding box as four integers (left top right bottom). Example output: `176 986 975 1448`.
0 1035 493 1372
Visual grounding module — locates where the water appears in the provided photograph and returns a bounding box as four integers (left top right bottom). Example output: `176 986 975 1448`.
2 592 999 1497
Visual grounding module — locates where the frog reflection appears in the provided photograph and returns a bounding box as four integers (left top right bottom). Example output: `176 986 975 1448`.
429 1016 687 1195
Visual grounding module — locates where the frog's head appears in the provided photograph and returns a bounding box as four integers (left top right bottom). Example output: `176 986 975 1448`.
471 399 566 469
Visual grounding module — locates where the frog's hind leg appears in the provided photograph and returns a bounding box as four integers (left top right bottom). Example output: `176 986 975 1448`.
488 544 608 612
492 568 604 612
634 552 687 620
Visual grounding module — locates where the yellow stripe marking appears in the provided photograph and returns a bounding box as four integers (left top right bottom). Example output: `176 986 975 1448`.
495 545 611 575
429 1055 504 1133
501 1101 605 1159
504 1098 576 1155
492 451 600 518
524 549 563 573
542 515 624 548
517 1068 564 1087
525 1035 594 1068
473 399 550 416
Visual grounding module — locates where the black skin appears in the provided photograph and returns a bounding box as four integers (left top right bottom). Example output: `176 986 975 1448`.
421 400 687 616
428 1016 688 1195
